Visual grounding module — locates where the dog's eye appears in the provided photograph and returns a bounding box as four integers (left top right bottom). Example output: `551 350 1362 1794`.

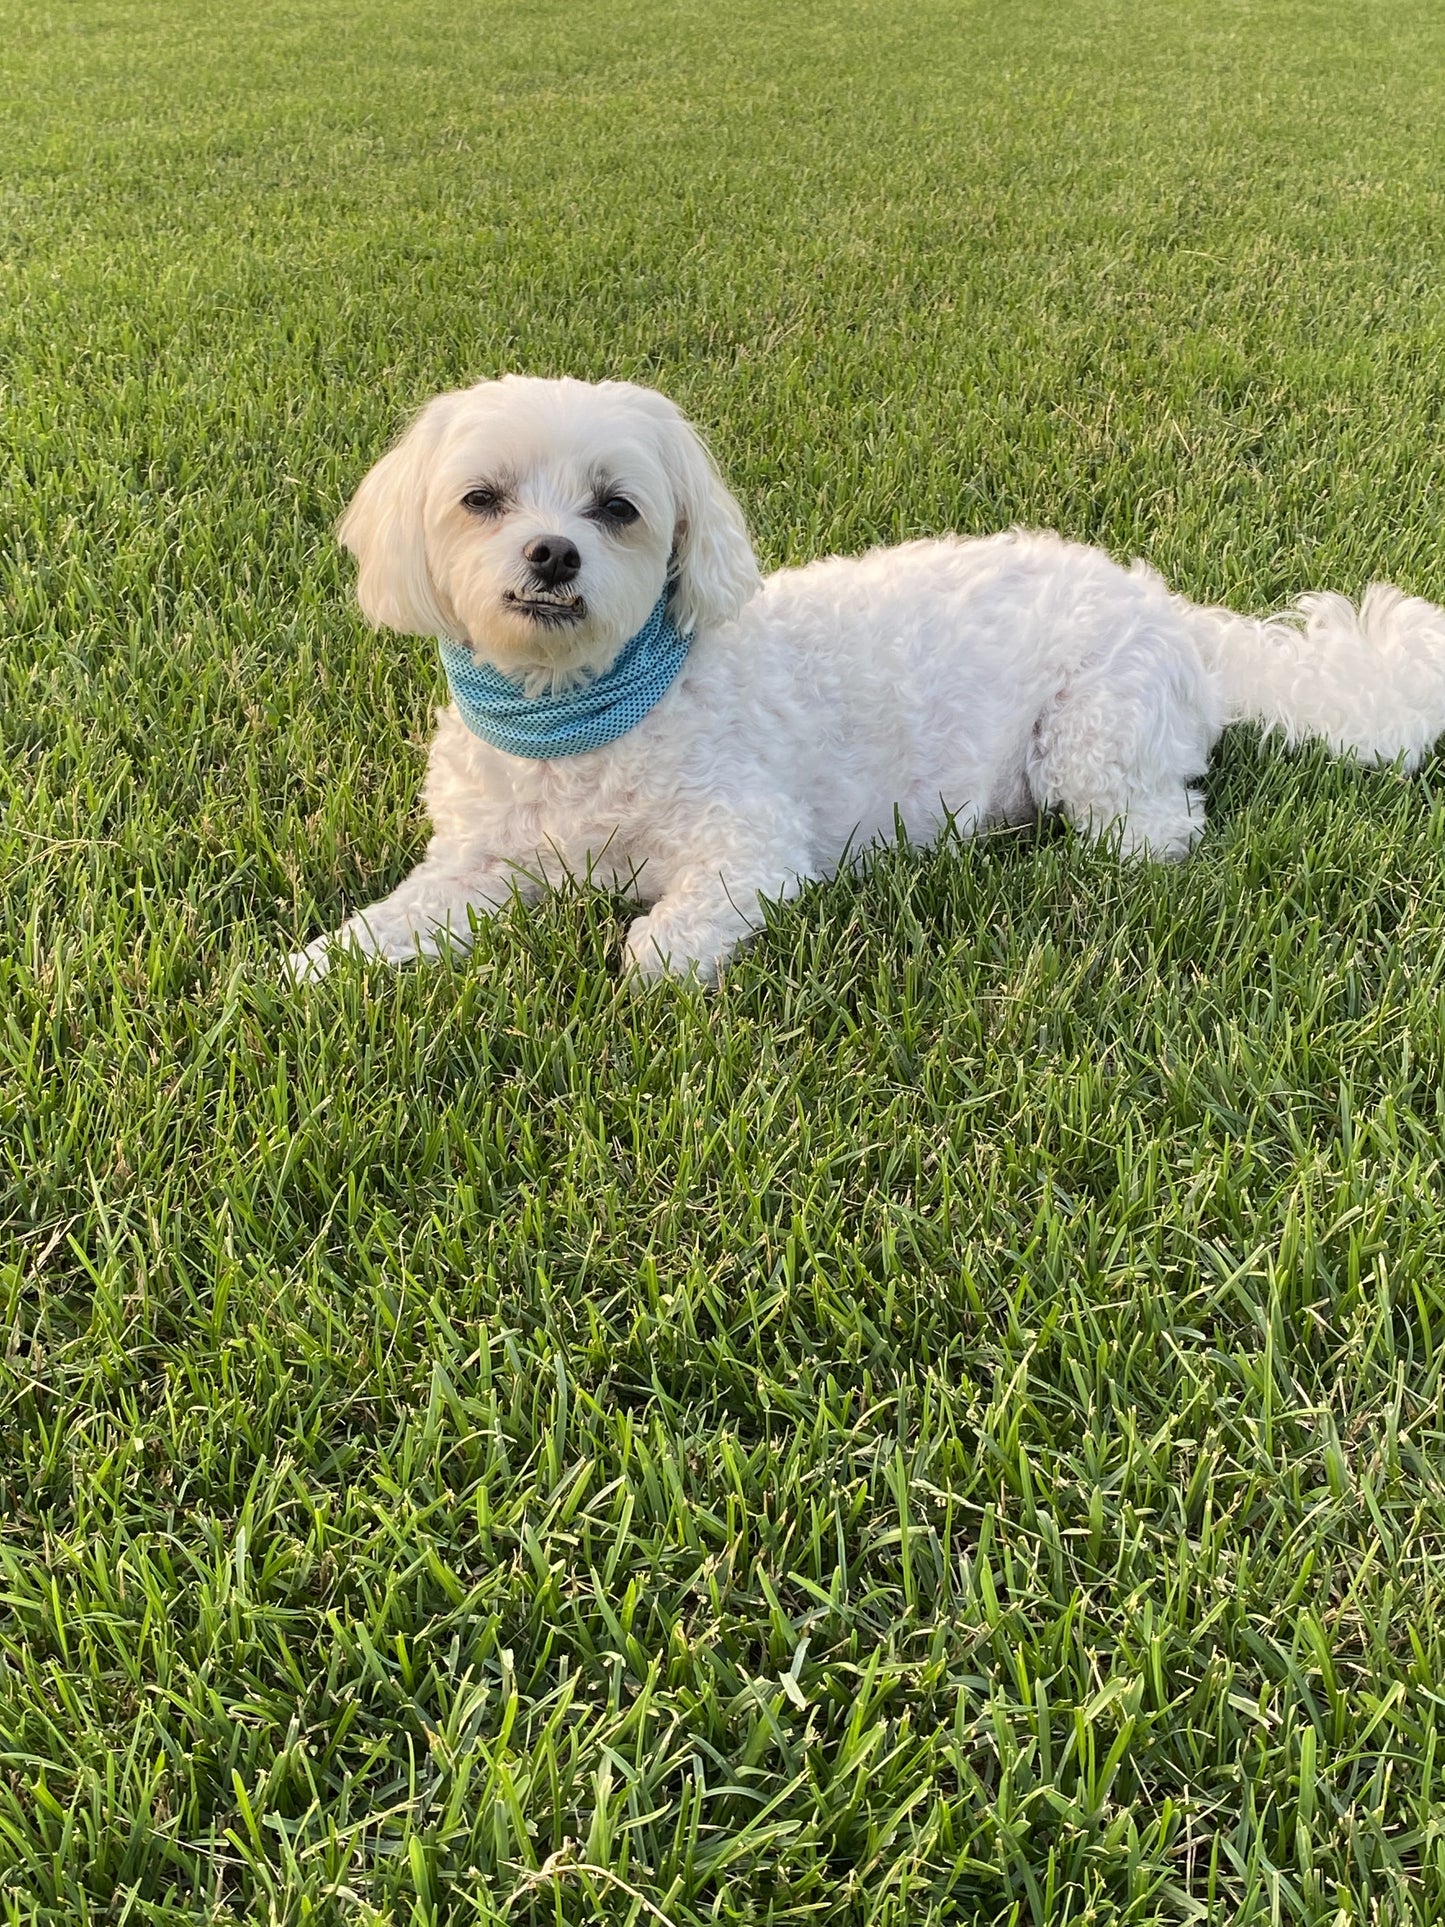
597 495 639 526
461 487 503 515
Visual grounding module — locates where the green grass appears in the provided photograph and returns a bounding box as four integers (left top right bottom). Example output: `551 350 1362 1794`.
4 0 1445 1919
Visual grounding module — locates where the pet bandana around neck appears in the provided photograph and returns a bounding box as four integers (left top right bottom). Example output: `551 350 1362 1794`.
437 588 690 759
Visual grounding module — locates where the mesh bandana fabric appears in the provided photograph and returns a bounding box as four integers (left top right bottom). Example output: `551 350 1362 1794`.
437 590 690 759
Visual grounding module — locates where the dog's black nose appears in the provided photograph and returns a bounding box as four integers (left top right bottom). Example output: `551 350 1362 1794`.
523 535 582 588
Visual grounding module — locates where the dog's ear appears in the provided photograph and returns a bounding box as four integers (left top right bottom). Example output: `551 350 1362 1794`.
337 393 462 637
623 388 761 634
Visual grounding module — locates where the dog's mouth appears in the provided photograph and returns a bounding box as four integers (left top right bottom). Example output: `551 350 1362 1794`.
504 590 586 627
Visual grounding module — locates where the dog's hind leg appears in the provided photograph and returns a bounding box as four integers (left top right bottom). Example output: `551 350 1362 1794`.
1025 626 1219 861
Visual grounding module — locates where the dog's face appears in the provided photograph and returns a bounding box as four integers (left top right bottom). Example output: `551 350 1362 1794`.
337 376 762 683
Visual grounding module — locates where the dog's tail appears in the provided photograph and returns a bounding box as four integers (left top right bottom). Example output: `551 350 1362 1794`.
1189 581 1445 771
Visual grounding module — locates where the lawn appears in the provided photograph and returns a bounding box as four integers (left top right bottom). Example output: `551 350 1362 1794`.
4 0 1445 1920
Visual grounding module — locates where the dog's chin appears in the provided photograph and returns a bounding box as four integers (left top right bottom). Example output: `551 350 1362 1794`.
463 594 631 688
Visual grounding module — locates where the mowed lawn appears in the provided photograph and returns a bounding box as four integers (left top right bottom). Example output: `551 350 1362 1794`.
5 0 1445 1920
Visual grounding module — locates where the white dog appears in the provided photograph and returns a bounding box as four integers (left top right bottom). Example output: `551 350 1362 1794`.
289 375 1445 985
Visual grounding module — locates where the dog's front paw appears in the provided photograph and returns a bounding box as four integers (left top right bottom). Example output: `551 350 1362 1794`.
284 933 340 984
622 916 671 982
622 916 715 987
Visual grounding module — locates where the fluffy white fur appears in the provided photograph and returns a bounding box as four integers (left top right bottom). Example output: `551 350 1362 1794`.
289 375 1445 985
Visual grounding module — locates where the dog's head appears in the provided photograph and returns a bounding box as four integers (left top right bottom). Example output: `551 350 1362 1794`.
336 376 762 683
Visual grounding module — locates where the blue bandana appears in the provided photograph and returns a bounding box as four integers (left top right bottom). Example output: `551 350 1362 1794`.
438 590 690 759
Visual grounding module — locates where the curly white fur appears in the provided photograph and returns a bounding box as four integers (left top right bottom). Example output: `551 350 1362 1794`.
289 375 1445 985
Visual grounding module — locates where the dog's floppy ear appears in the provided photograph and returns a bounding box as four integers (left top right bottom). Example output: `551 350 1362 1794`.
337 393 463 638
621 387 762 634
